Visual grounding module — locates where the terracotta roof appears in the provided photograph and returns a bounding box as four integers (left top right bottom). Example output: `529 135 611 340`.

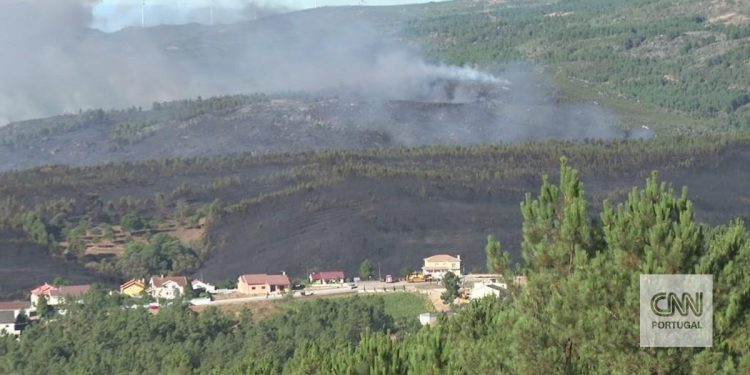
31 283 56 296
150 276 188 288
424 254 460 262
120 279 145 291
239 274 290 286
310 271 345 281
50 285 91 297
0 301 31 310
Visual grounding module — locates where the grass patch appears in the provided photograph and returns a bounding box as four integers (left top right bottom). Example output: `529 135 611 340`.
364 292 434 320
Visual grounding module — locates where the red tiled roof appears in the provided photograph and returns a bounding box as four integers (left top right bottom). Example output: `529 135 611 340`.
50 285 91 297
309 271 345 281
31 283 56 296
150 276 188 288
0 301 31 310
239 274 290 286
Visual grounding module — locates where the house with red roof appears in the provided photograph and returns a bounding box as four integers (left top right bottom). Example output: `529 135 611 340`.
30 283 91 307
309 271 346 284
147 276 188 300
237 273 290 296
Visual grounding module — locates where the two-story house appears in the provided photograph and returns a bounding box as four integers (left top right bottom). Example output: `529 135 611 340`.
147 276 188 300
422 254 462 280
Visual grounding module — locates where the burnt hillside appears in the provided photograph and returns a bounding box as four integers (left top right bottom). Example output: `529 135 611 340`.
0 137 749 296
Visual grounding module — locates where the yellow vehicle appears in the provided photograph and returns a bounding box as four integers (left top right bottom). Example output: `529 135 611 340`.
407 273 432 283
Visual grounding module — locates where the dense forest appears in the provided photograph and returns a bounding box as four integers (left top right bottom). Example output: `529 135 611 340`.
2 161 748 374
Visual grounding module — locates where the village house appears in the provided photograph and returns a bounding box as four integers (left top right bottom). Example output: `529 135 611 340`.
309 271 345 284
0 301 33 319
147 276 188 300
0 311 19 336
422 254 462 280
237 273 290 296
469 280 508 300
120 279 146 297
30 283 91 307
191 279 216 294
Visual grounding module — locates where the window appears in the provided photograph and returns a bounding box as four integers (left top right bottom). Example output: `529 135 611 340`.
251 286 256 290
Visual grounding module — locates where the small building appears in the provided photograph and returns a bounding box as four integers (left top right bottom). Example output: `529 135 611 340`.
120 279 146 297
191 279 216 294
470 280 508 300
31 283 91 308
0 301 33 319
0 311 19 336
147 276 188 300
418 311 455 326
422 254 462 280
309 271 345 284
237 273 290 296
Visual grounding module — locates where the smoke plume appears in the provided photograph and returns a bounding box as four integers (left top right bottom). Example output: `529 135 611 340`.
0 0 648 145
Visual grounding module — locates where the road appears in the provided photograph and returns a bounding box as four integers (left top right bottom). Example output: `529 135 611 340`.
202 286 359 307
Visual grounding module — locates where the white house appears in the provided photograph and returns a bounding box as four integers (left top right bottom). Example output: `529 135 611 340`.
191 279 216 294
147 276 188 300
0 311 19 336
422 254 462 280
0 301 33 319
469 280 508 300
30 283 91 307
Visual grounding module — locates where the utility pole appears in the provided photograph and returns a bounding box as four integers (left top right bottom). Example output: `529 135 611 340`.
378 263 381 281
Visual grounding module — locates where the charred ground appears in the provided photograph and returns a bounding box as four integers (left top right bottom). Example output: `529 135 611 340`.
1 137 749 297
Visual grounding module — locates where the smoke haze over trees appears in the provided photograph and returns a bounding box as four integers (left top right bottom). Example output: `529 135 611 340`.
0 0 645 146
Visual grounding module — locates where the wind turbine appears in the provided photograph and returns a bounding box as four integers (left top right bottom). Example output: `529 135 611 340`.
210 0 214 25
141 0 145 27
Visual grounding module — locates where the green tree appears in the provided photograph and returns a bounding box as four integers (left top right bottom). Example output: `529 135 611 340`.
485 234 510 276
52 277 72 287
35 295 50 317
440 272 460 305
399 266 412 279
360 259 375 280
22 211 52 246
120 213 145 232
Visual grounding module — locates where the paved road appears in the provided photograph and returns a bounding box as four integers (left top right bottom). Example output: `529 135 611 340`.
202 287 358 306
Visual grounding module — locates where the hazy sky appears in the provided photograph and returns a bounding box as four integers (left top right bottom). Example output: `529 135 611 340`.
92 0 448 31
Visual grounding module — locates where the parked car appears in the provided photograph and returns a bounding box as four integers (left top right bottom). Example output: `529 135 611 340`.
348 283 358 289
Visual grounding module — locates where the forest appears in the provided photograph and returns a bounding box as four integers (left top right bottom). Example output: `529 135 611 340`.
1 160 748 374
408 0 750 130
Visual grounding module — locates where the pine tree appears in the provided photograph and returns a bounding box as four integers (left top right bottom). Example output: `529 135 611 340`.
485 234 509 276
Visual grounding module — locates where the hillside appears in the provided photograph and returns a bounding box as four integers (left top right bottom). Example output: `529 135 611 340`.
2 0 749 171
3 156 750 374
1 137 750 297
408 0 750 131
